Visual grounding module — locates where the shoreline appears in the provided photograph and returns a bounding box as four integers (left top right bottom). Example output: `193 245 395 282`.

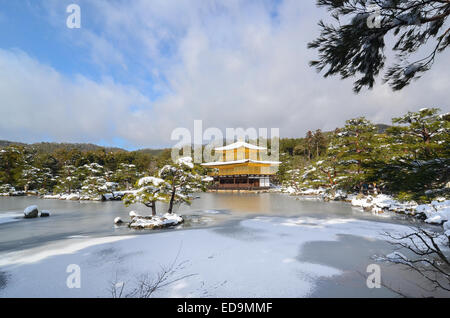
278 186 450 234
2 188 449 231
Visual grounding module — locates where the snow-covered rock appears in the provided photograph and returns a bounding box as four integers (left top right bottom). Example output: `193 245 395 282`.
100 190 134 201
444 221 450 237
283 186 296 194
129 214 184 230
351 194 418 215
351 196 374 209
129 211 139 219
65 193 80 201
40 210 51 217
24 205 39 218
303 188 325 195
424 207 450 225
114 217 124 225
102 193 116 201
43 194 61 199
10 191 25 196
419 200 450 224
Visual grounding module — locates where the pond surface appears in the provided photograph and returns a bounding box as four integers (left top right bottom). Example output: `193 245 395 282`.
0 193 446 298
0 193 411 253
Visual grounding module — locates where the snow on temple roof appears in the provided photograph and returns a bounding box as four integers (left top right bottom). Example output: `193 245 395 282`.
214 141 267 151
201 159 281 166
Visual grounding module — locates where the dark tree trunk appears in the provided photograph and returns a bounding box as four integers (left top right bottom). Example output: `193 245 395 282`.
151 202 156 216
168 185 176 214
145 201 157 216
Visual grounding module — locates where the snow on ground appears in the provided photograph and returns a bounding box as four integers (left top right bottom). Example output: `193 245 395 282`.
42 191 133 201
350 195 450 225
42 194 61 199
444 221 450 237
0 212 23 225
0 236 133 267
0 216 413 298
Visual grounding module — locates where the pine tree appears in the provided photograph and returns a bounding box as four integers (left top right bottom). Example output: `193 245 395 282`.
159 157 206 214
123 176 169 215
313 129 327 158
376 108 450 199
309 0 450 92
328 117 378 191
19 165 41 192
112 163 140 189
306 131 313 161
0 146 25 187
123 157 207 215
55 165 80 193
389 108 449 159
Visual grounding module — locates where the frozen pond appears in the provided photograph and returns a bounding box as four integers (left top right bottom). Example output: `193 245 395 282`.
0 193 447 297
0 193 406 252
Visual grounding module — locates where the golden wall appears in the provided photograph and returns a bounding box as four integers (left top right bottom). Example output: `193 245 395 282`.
208 163 277 176
220 148 264 161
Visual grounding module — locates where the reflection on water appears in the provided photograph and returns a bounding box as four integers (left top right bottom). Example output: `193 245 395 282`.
0 192 405 253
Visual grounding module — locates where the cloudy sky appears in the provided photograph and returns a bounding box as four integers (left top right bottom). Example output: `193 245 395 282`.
0 0 448 150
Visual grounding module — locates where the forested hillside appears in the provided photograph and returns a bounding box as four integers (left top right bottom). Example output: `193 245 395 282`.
1 108 449 202
278 108 449 202
0 141 172 195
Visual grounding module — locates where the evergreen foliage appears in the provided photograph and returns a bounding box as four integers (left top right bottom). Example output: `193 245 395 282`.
280 108 449 202
309 0 450 92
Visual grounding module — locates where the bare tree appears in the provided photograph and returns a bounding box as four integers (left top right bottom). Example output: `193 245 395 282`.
382 227 450 293
109 248 197 298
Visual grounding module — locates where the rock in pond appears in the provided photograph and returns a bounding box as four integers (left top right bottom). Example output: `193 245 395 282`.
129 214 184 230
114 217 124 225
24 205 39 218
40 210 51 217
129 211 140 219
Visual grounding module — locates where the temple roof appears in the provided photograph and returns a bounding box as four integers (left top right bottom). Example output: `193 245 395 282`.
201 159 281 166
214 141 267 151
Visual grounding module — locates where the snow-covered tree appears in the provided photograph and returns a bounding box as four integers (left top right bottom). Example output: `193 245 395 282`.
0 183 15 194
113 163 140 189
19 165 41 191
0 147 24 187
159 157 207 214
309 0 450 92
375 108 450 199
78 163 120 199
80 176 119 199
388 108 450 159
54 165 80 193
122 176 169 215
122 157 208 215
328 117 378 191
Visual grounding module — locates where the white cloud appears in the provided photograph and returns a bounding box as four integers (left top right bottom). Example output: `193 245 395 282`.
113 0 449 143
1 0 449 148
0 49 152 146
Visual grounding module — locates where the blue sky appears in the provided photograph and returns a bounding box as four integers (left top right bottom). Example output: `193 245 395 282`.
0 0 448 150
